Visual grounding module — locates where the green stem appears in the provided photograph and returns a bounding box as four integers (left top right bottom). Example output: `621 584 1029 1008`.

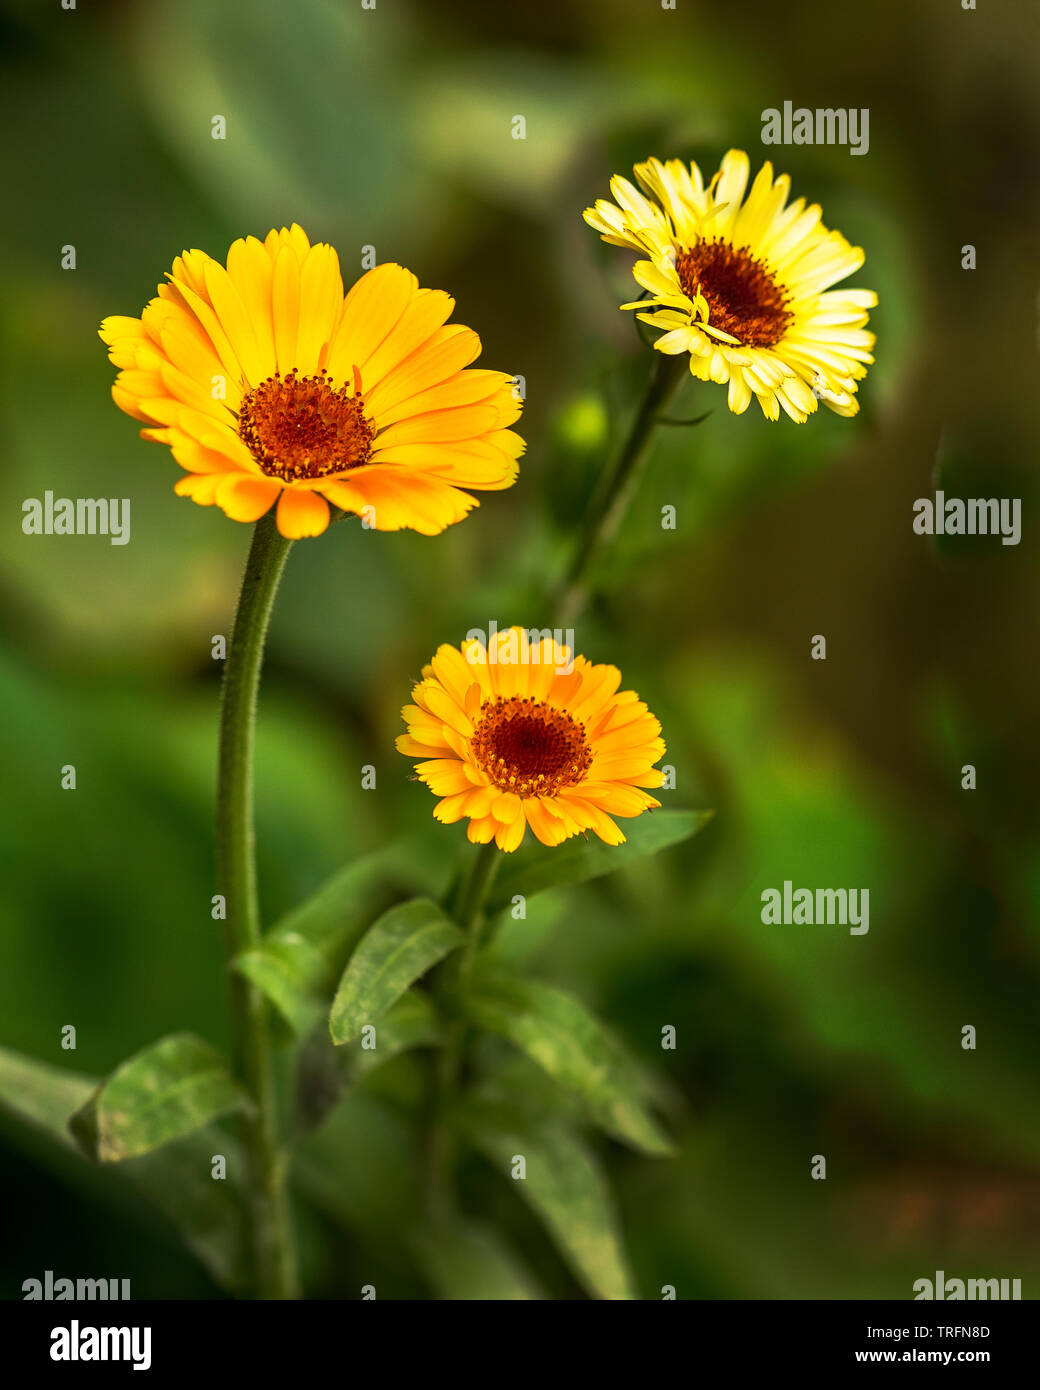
453 839 503 961
429 841 501 1210
217 512 299 1300
427 352 690 1214
554 350 688 624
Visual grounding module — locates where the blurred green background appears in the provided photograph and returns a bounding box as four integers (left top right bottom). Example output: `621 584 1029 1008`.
1 0 1038 1298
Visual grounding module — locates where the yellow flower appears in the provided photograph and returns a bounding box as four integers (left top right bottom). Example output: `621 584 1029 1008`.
100 225 524 538
583 150 877 422
396 627 666 852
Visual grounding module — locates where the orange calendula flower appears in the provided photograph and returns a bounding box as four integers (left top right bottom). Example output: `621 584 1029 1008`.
100 225 524 538
396 627 666 852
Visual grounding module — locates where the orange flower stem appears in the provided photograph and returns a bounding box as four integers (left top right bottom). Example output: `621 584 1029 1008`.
554 350 689 624
216 511 299 1299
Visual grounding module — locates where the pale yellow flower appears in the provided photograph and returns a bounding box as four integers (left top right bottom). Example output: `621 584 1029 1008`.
584 151 877 422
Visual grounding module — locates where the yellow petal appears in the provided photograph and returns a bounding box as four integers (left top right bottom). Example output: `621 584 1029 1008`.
225 235 277 375
296 243 344 377
373 403 503 449
364 325 481 418
361 288 455 392
203 258 268 387
272 244 301 376
327 470 477 535
326 263 417 384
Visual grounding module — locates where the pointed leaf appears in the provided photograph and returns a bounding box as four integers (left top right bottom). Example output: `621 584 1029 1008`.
293 1091 424 1236
466 976 673 1156
0 1047 249 1292
68 1033 246 1162
353 990 442 1078
411 1215 545 1300
295 990 441 1133
329 899 464 1044
464 1103 635 1300
233 933 326 1037
488 808 712 912
269 841 444 958
240 842 446 1037
0 1045 93 1141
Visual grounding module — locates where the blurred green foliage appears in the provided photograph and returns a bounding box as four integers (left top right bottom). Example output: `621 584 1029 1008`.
1 0 1038 1299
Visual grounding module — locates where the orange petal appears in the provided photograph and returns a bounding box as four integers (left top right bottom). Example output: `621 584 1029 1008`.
491 791 522 824
494 808 527 852
466 815 498 844
216 475 281 522
275 487 330 538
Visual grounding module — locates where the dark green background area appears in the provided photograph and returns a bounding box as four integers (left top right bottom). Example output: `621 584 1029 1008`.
1 0 1038 1299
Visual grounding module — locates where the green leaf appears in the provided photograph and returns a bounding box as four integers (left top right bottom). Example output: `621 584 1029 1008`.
294 990 441 1133
68 1034 246 1162
269 842 441 959
411 1215 545 1300
329 899 464 1045
0 1047 249 1293
464 1103 635 1300
353 990 442 1077
466 976 673 1156
487 809 712 912
293 1090 424 1238
0 1045 94 1141
239 843 444 1038
234 934 326 1037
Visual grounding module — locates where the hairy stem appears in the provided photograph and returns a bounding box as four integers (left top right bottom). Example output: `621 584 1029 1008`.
217 512 299 1299
554 350 688 624
429 841 501 1210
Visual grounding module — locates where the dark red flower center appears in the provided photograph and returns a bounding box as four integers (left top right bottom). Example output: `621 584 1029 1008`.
676 238 792 348
472 696 592 797
238 367 374 482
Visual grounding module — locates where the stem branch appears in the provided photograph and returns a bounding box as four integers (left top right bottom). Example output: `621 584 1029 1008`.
554 351 687 624
426 346 693 1215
